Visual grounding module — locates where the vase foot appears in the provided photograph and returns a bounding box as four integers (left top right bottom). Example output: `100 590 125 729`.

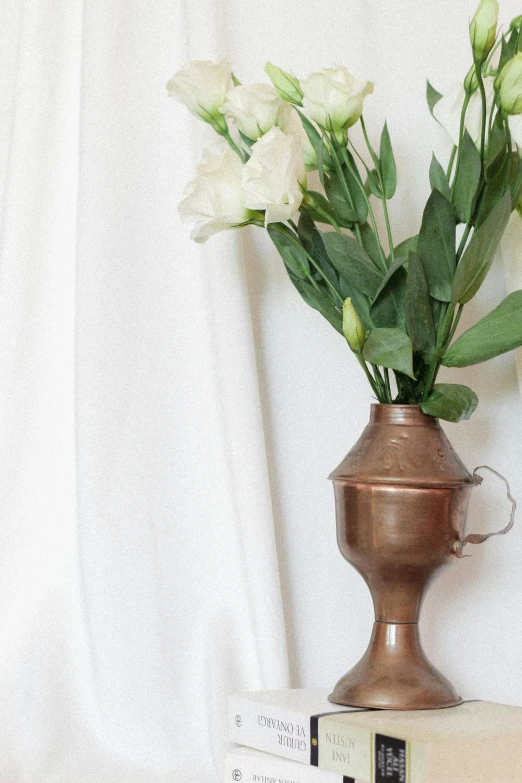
329 621 462 710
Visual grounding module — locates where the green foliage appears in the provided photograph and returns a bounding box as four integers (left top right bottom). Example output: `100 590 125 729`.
405 252 435 362
429 154 451 201
450 192 511 304
267 224 310 279
452 131 481 223
370 257 407 329
417 189 456 302
289 275 343 334
426 80 443 117
443 290 522 367
362 328 415 378
321 231 382 298
420 384 478 422
379 122 397 198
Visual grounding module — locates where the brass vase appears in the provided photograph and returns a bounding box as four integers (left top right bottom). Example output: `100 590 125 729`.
328 404 477 711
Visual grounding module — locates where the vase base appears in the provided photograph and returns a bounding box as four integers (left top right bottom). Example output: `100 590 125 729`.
329 621 462 711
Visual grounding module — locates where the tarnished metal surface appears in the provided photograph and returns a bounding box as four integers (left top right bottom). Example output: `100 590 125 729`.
328 405 476 710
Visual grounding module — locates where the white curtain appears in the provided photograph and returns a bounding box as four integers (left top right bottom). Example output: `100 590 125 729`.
1 1 522 782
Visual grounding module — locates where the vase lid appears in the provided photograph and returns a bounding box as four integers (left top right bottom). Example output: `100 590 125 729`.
329 405 476 487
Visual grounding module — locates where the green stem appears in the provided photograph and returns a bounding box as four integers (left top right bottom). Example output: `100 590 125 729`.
356 353 384 400
475 61 488 172
456 223 473 262
360 117 395 262
450 92 472 198
421 305 454 401
446 146 457 180
383 368 393 403
329 142 363 244
271 223 344 305
338 145 388 271
223 131 247 162
443 304 464 352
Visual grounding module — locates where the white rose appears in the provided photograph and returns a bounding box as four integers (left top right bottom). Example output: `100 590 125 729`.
281 109 317 169
178 143 252 242
167 60 233 128
301 67 373 139
221 83 292 140
242 127 306 225
433 77 495 148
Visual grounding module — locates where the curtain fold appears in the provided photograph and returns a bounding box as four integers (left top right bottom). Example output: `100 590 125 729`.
0 0 289 780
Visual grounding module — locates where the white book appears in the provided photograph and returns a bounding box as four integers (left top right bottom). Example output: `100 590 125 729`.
229 688 522 782
228 689 365 766
224 746 361 783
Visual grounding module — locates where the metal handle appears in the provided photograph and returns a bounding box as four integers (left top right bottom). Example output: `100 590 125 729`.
453 465 516 558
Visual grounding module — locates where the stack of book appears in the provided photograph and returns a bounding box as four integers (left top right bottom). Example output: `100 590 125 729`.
225 688 522 782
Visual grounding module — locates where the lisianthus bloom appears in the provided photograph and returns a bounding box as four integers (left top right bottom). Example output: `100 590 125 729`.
242 127 306 224
301 67 373 141
167 60 233 131
178 143 253 242
221 83 292 141
497 53 522 115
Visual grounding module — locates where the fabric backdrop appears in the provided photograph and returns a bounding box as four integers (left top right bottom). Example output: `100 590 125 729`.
0 1 521 781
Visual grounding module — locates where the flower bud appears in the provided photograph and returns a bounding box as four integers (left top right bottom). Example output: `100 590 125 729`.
265 63 304 106
464 64 479 94
342 298 365 352
469 0 498 63
498 53 522 115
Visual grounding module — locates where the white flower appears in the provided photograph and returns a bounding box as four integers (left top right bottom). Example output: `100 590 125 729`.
470 0 498 62
281 109 317 169
301 67 373 138
242 127 306 225
497 53 522 115
178 143 252 242
433 78 495 147
167 60 233 127
221 83 292 141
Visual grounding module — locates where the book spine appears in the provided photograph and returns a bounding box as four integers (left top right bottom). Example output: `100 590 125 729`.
228 694 313 765
224 747 357 783
228 697 427 783
318 714 427 783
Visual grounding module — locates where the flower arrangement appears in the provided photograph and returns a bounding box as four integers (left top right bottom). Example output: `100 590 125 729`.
168 0 522 423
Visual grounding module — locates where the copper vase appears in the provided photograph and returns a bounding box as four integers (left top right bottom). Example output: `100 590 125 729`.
328 404 476 711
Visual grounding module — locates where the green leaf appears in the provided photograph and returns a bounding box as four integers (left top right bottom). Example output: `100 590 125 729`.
321 231 382 298
426 80 443 117
343 152 368 223
442 290 522 367
450 192 511 304
452 131 481 224
289 275 343 334
296 110 332 174
297 215 339 293
367 169 382 198
267 224 310 279
405 252 435 362
392 234 418 259
362 328 415 378
420 384 478 422
324 173 356 226
379 122 397 198
417 189 456 302
477 155 510 229
360 222 386 268
303 190 339 224
486 120 508 182
429 153 451 201
370 257 407 329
